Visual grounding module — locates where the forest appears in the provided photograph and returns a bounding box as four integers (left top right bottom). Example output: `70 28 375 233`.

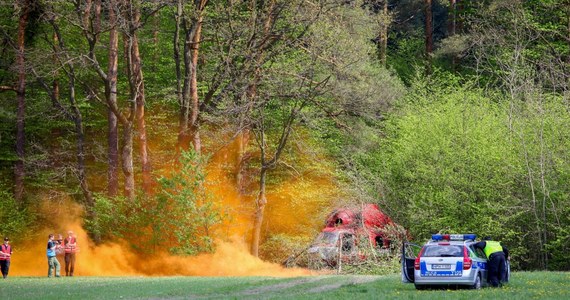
0 0 569 273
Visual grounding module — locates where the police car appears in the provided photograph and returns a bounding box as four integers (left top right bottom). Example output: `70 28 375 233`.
401 234 510 290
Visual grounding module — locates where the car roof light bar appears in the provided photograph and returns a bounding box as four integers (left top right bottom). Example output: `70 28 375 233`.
431 234 477 241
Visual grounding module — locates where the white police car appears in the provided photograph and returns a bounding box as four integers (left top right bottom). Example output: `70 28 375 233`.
401 234 510 290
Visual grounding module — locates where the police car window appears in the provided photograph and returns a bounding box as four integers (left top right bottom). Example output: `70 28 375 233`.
471 246 486 259
422 245 463 257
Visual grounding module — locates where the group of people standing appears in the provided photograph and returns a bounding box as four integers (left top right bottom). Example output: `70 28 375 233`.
47 231 78 277
0 230 78 279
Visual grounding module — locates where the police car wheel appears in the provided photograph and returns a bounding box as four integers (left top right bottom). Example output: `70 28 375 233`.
470 274 481 290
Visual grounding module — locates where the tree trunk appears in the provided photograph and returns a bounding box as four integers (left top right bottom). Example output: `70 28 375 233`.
122 6 137 201
53 18 95 211
425 0 433 73
122 0 151 196
131 29 152 193
188 0 208 154
174 0 186 149
448 0 456 36
43 16 97 221
15 0 30 204
180 18 193 150
448 0 457 70
52 31 60 104
378 0 389 66
69 76 94 213
456 0 464 33
107 0 120 197
425 0 433 56
251 167 267 257
178 0 208 152
237 0 275 191
122 122 135 200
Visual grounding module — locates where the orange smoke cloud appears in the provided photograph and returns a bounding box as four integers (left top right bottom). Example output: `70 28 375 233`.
10 131 337 277
10 205 310 277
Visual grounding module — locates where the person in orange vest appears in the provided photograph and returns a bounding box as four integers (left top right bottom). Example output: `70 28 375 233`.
0 237 12 279
63 230 77 276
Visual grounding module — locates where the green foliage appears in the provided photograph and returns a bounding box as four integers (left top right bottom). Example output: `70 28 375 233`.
155 150 222 255
87 150 221 255
260 233 313 264
382 86 518 235
0 187 34 241
387 33 425 85
352 70 570 270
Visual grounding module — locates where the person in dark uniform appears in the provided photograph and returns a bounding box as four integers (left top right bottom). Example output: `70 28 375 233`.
473 236 509 287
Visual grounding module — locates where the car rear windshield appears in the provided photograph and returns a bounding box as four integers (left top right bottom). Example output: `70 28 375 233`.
422 245 464 257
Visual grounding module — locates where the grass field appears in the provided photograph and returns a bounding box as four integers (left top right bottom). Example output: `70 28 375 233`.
1 272 569 299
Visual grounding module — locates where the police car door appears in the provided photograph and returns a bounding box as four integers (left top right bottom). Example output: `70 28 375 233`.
401 242 421 283
505 259 511 283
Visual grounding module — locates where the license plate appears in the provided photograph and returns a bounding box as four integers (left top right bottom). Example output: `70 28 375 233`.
431 264 451 269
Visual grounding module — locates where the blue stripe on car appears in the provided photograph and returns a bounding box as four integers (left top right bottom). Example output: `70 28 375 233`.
420 261 463 277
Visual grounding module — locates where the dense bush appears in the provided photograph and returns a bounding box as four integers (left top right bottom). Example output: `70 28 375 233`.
86 150 221 255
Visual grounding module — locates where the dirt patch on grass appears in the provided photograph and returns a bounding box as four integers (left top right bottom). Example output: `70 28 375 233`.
237 277 326 296
306 275 381 293
235 275 382 297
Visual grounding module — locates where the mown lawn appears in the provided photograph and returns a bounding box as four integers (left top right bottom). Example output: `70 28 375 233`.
1 272 568 299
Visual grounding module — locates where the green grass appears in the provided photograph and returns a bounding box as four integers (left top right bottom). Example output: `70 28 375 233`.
1 272 569 299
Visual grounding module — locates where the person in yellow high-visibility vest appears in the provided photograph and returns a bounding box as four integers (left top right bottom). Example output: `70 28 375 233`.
474 236 510 287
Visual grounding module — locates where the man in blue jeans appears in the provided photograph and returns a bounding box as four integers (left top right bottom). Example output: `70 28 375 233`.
47 234 61 277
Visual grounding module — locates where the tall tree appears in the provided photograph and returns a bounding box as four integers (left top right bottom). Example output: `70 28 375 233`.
212 0 312 256
237 0 326 257
31 12 95 213
237 0 280 192
76 0 124 198
124 0 153 194
14 0 31 204
448 0 456 36
425 0 433 57
379 0 389 66
366 0 391 66
107 0 120 197
176 0 209 153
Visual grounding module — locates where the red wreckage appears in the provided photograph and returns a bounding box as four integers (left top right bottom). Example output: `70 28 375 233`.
307 203 404 266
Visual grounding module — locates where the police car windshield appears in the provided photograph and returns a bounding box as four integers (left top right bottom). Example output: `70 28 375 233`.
422 245 463 257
